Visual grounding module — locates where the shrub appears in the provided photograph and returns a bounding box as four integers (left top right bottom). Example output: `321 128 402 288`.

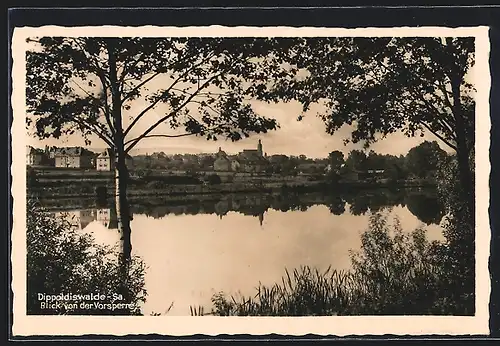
209 212 469 316
134 169 153 179
206 174 222 185
434 155 475 314
27 199 147 315
145 180 168 190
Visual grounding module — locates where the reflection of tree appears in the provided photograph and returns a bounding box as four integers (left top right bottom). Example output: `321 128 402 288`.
343 188 408 216
41 188 444 226
405 193 445 225
348 195 370 215
326 195 346 215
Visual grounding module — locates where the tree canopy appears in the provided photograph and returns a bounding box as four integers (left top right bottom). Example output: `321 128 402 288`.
405 140 448 179
255 37 475 153
26 37 298 154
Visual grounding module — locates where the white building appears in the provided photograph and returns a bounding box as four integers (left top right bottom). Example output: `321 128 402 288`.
54 147 94 169
96 149 133 171
96 149 113 171
26 146 43 166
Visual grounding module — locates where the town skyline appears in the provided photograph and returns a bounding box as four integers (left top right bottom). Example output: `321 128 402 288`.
27 100 451 159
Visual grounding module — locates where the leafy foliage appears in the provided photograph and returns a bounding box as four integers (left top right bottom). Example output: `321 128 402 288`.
254 37 474 152
328 150 344 170
27 199 147 315
406 140 448 179
26 37 290 152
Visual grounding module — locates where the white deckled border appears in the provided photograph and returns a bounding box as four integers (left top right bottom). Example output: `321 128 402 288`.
11 25 491 337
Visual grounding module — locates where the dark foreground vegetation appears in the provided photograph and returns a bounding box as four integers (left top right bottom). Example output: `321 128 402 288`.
27 199 147 315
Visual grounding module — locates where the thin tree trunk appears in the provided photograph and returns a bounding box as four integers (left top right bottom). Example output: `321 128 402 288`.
451 76 475 217
114 155 132 262
444 38 475 217
106 38 133 263
107 39 133 310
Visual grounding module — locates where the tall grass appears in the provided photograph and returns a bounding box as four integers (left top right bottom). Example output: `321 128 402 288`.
209 213 465 316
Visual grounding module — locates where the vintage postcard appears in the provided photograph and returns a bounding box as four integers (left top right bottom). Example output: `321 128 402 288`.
11 25 491 336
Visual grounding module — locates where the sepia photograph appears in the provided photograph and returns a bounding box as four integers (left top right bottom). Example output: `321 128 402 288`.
11 25 490 336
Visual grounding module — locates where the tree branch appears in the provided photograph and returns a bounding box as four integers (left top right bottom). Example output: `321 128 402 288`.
120 52 211 106
120 71 164 105
119 52 145 86
375 53 459 147
122 53 218 138
124 133 197 145
124 65 232 154
419 120 457 151
407 89 457 142
69 38 116 138
73 116 114 148
68 79 116 140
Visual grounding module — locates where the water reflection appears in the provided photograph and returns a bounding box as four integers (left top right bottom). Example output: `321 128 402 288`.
51 208 119 230
61 188 443 226
40 188 445 315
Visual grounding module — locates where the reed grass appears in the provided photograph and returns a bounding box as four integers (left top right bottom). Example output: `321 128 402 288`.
209 213 462 316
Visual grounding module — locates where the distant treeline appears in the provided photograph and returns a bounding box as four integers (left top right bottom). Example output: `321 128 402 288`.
327 140 450 183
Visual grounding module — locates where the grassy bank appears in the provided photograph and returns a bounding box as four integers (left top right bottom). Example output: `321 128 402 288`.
28 179 327 199
28 177 435 200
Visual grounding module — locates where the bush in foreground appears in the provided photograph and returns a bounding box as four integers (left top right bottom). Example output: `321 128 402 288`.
27 199 147 315
210 212 471 316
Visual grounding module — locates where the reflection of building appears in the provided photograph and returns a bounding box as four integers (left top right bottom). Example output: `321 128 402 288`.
80 209 96 229
53 209 96 230
96 208 111 227
96 208 118 229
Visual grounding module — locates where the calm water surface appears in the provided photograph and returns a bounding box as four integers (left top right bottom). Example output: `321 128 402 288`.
44 189 445 315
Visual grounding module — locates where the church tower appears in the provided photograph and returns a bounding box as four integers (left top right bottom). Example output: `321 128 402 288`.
257 139 263 157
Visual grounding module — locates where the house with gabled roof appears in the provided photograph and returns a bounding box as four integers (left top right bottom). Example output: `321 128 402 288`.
54 147 95 168
26 146 44 166
96 148 134 171
213 147 235 172
213 140 270 173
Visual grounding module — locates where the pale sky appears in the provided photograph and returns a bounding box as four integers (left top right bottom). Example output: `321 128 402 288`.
26 38 463 159
28 98 450 159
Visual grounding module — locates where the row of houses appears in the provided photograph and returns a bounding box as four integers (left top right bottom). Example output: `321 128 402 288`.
213 140 329 175
213 139 268 173
26 146 130 171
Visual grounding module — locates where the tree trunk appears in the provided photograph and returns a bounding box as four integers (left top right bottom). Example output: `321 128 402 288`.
451 76 475 216
106 38 132 263
107 39 133 309
114 153 132 262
